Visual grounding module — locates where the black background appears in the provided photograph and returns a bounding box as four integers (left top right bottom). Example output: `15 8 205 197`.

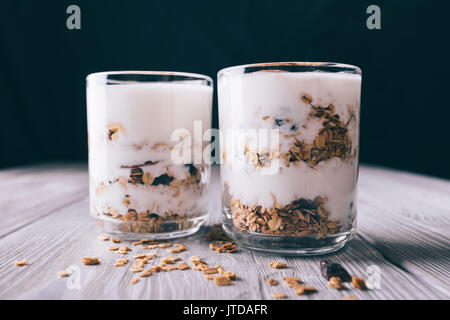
1 0 449 178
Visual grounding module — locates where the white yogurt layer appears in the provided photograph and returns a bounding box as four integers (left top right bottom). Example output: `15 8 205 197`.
87 81 212 218
218 71 361 223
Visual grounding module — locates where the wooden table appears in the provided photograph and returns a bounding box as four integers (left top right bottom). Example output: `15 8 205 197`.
0 163 448 300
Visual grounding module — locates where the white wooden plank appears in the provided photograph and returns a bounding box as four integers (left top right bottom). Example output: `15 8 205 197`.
0 163 88 237
0 164 448 299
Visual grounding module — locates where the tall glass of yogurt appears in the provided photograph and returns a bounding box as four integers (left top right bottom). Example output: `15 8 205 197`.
86 71 213 239
218 62 361 254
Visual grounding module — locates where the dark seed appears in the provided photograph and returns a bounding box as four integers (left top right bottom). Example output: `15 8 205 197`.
274 119 285 126
151 173 174 186
320 260 351 282
185 164 198 176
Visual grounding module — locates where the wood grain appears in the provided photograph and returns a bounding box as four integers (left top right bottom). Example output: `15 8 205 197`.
0 164 448 300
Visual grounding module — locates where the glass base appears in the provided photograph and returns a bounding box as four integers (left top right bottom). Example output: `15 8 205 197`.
223 220 355 256
93 215 208 240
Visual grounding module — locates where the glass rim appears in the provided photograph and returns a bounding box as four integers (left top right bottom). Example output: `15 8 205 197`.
86 70 213 86
218 61 361 77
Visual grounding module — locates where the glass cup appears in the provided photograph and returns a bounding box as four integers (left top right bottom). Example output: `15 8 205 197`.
86 71 213 239
218 62 361 254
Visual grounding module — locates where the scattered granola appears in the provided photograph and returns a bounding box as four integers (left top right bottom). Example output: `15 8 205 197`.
132 239 159 246
209 241 236 253
214 276 231 286
139 269 153 277
117 246 132 254
81 257 99 265
108 246 120 251
342 296 359 300
328 277 344 290
283 276 302 288
178 262 190 270
130 278 139 285
269 261 287 269
146 266 160 273
168 243 187 253
205 275 215 280
266 279 279 286
161 256 181 265
57 271 69 277
14 260 28 267
202 267 219 275
158 243 172 248
129 262 145 273
143 244 159 250
352 277 367 290
161 265 179 272
271 292 287 299
295 285 317 295
114 258 130 267
134 253 156 261
111 238 121 243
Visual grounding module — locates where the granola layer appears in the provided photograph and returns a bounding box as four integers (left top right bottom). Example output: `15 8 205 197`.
229 195 340 238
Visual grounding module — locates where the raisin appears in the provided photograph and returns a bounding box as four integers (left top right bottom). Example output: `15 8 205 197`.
151 173 174 186
274 119 285 126
185 164 198 176
130 168 143 184
320 260 351 282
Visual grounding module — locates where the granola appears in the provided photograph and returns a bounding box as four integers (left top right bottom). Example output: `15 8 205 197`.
57 271 69 277
81 257 100 265
14 260 28 267
271 292 287 299
139 269 153 277
266 279 279 286
280 99 355 167
214 276 231 286
209 241 236 253
352 277 367 290
229 195 340 238
117 246 132 254
269 261 287 269
114 258 130 267
283 276 302 288
328 277 344 290
90 159 210 234
295 285 317 295
178 262 191 270
168 243 187 253
342 296 359 300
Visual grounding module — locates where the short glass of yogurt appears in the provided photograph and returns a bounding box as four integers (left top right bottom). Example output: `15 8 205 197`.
218 62 361 254
86 71 213 239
